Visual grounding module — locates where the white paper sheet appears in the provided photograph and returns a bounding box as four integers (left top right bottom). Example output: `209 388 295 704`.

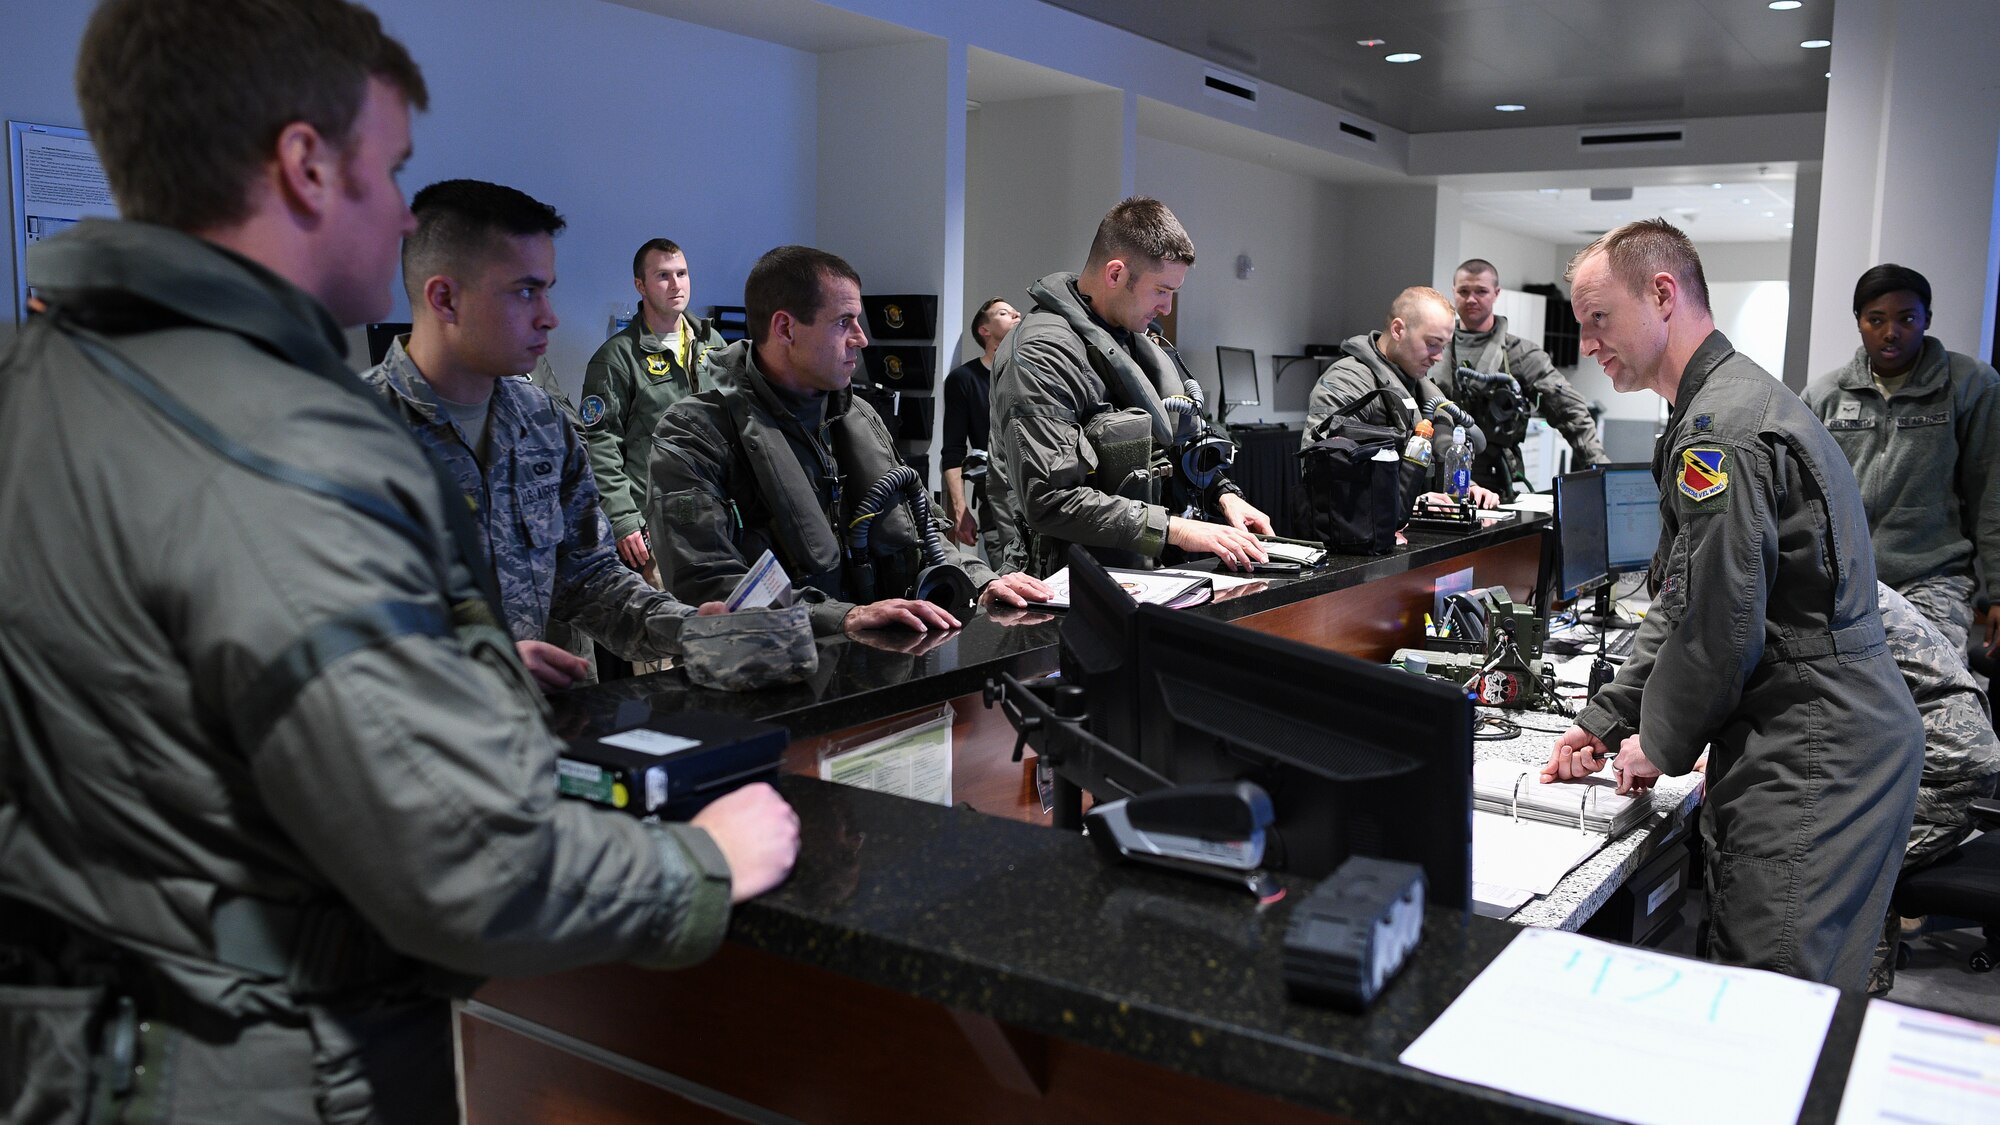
1471 810 1604 895
1402 928 1837 1125
1835 999 2000 1124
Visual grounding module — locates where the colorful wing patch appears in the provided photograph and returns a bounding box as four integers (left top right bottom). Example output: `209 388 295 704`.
1678 446 1728 501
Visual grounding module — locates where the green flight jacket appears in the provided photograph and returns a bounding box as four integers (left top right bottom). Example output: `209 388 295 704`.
1434 316 1605 491
989 272 1239 575
1802 338 2000 607
649 341 994 636
580 310 728 539
0 220 732 1119
1577 330 1921 988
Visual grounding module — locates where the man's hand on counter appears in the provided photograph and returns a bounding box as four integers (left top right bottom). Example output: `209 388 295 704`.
1167 515 1268 571
1216 491 1274 536
516 640 590 691
693 782 801 903
1541 728 1662 795
844 598 961 633
978 571 1054 609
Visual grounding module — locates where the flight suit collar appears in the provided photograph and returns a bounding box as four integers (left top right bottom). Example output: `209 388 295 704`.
28 218 352 384
1666 329 1737 433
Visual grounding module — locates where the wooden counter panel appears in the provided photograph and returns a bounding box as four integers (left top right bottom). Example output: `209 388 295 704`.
468 946 1355 1125
1234 535 1544 662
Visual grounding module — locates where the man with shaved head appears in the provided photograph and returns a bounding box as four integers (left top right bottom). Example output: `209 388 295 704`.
1542 219 1920 988
1303 286 1501 509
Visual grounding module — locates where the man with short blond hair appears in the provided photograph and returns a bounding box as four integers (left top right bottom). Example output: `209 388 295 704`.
991 197 1272 575
1543 218 1920 989
1436 257 1604 494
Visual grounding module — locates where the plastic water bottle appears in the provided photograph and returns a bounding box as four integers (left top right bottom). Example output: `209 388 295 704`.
1442 425 1473 504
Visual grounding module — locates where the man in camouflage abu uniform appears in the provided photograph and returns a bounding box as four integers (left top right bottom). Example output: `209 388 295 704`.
1435 258 1604 494
1871 581 2000 992
0 4 798 1120
1544 220 1922 989
580 238 729 587
363 180 722 690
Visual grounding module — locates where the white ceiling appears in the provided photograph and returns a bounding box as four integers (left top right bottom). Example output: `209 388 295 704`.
1461 176 1795 244
603 0 927 53
967 47 1115 104
1135 98 1411 187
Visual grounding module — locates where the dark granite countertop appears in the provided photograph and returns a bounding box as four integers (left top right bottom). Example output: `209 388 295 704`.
547 515 1549 743
733 773 1869 1124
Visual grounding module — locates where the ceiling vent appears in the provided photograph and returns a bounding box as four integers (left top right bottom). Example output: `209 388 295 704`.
1577 125 1685 151
1339 120 1377 145
1203 67 1258 107
1588 187 1634 201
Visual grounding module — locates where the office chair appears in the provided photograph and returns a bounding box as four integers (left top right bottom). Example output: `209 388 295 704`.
1893 798 2000 972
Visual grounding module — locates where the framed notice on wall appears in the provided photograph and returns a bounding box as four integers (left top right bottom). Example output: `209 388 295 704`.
9 121 118 323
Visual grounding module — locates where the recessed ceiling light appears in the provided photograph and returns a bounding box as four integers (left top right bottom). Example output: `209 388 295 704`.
1356 38 1387 47
1768 1 1802 10
1825 71 1832 78
1762 211 1776 217
1494 103 1526 112
1739 198 1752 205
1538 187 1562 195
1801 39 1831 48
1385 52 1423 63
1785 222 1795 229
1711 183 1723 189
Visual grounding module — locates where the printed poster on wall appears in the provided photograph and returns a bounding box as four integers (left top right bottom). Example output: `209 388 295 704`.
10 121 118 322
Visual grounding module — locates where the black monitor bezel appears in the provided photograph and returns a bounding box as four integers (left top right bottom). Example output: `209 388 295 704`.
1213 345 1262 407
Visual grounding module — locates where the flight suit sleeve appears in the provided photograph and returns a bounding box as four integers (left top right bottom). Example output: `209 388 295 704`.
184 431 731 976
581 353 645 540
1514 340 1605 467
998 336 1168 560
1301 361 1377 449
1577 437 1776 775
548 416 697 660
648 404 856 636
1952 360 2000 609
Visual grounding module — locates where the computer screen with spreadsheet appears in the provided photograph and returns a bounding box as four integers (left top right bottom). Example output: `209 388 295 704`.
1602 463 1661 576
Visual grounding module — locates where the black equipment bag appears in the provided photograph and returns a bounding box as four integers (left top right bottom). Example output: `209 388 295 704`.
1294 387 1430 555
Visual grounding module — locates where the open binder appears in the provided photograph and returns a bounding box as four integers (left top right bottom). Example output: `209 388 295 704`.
1472 760 1652 838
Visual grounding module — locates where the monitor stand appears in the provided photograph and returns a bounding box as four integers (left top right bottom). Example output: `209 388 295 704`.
1578 583 1640 630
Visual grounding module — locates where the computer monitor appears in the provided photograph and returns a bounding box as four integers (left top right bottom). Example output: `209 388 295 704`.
1271 354 1327 415
1554 468 1610 602
1602 462 1661 577
1126 603 1474 910
1058 545 1141 754
1214 346 1261 407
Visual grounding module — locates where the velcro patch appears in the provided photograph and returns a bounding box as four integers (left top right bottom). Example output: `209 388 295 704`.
580 395 606 428
1677 446 1728 506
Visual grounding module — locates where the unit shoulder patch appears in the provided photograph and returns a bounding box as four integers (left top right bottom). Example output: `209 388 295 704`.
1676 445 1729 511
580 395 606 428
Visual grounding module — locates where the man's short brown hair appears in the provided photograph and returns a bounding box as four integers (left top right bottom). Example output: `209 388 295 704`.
1084 197 1196 274
401 180 565 306
970 296 1009 345
1454 258 1499 283
1388 286 1454 333
632 238 685 280
76 0 428 232
1566 218 1711 314
745 246 862 347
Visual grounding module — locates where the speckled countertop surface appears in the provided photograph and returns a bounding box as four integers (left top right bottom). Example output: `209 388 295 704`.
732 773 1863 1123
546 517 1548 743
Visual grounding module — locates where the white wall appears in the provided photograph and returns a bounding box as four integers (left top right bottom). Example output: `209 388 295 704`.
962 91 1125 365
3 0 821 391
1133 134 1347 423
1457 221 1561 290
1811 0 2000 375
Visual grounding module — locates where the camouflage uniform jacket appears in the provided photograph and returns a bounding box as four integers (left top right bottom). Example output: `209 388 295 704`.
1879 581 2000 786
1577 330 1921 987
580 311 728 539
1803 338 2000 605
363 337 696 660
989 272 1241 575
0 221 731 1118
650 341 994 636
1435 316 1605 491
